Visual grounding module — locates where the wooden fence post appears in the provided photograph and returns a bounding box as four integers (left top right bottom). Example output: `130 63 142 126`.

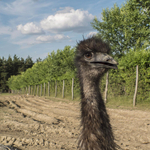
37 85 39 96
55 80 57 97
31 86 33 95
62 80 65 98
104 72 109 103
33 85 35 96
40 84 42 96
44 83 46 96
48 82 50 96
29 85 30 95
133 65 138 107
26 87 27 94
72 78 74 100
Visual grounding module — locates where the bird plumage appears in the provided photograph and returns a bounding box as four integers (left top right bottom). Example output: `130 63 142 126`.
75 36 118 150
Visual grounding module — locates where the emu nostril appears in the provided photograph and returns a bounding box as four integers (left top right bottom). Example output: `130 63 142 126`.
106 58 112 62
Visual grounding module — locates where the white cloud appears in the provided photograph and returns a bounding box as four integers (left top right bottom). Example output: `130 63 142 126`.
13 34 70 47
12 36 39 48
36 34 69 43
40 7 94 33
17 22 44 35
87 31 98 37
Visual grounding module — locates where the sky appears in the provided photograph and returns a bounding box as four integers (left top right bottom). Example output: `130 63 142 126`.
0 0 126 61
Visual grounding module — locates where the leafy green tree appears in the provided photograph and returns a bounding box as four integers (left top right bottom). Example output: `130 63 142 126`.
7 46 76 89
104 47 150 102
0 54 34 92
92 0 150 57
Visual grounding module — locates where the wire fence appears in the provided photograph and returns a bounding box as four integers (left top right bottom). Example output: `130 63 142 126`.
11 65 150 107
12 78 80 101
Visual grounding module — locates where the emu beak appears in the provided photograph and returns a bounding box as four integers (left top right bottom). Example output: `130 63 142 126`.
90 53 118 69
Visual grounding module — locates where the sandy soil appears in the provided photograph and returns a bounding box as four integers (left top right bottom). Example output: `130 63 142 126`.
0 95 150 150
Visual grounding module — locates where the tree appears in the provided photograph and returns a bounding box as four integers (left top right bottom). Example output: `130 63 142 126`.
0 57 8 92
12 55 20 75
18 57 25 73
7 46 76 89
91 0 150 57
25 56 34 70
0 55 34 92
0 57 3 92
36 57 42 63
6 55 13 76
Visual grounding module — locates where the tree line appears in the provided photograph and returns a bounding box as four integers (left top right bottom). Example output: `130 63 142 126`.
7 46 75 90
0 55 35 92
7 0 150 102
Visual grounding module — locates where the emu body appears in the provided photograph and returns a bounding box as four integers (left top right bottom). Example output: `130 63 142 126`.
75 37 118 150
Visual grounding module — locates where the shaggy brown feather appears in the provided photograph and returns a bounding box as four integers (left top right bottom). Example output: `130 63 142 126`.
75 37 118 150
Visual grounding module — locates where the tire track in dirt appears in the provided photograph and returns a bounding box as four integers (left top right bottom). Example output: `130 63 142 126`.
0 95 80 150
0 95 150 150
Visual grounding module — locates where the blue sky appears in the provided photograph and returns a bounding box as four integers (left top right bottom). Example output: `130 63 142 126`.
0 0 126 61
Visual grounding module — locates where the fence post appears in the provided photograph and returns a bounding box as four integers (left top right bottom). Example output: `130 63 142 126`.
37 85 39 96
29 85 30 95
62 80 65 98
44 83 45 96
26 87 27 94
40 84 42 96
133 65 138 107
72 78 74 100
104 72 109 103
48 82 50 96
31 86 33 95
34 85 36 96
55 80 57 97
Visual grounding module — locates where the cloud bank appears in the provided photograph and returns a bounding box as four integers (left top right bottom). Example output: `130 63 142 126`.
40 7 94 33
17 22 44 35
36 34 69 43
15 7 95 44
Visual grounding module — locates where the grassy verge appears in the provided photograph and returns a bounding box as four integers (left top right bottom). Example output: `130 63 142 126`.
0 93 13 96
105 95 150 111
1 93 150 111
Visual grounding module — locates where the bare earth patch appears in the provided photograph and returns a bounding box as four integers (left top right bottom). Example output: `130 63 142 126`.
0 95 150 150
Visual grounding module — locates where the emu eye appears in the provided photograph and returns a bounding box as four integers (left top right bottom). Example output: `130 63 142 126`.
84 52 93 60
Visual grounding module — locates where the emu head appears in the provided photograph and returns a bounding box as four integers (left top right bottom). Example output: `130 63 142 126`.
75 37 118 80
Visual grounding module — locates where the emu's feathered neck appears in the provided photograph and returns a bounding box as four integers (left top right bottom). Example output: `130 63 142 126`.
75 37 118 150
78 67 117 150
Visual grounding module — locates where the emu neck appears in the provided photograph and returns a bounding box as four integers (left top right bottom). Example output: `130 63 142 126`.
78 72 116 150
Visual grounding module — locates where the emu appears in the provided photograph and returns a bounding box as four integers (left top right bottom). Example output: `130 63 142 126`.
75 37 118 150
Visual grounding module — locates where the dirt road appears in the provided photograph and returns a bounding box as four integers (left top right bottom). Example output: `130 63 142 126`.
0 95 150 150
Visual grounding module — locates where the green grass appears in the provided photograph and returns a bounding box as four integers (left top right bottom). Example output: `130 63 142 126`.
0 93 14 96
105 95 150 111
45 93 150 111
2 92 150 111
